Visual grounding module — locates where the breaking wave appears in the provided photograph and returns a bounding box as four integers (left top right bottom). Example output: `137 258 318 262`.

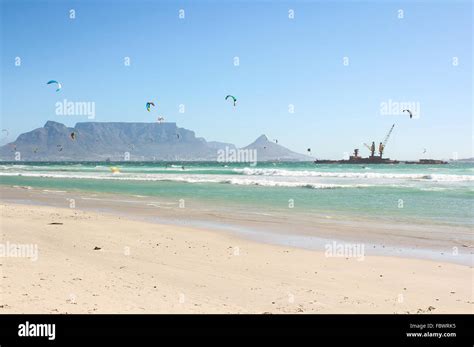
233 168 474 182
0 172 371 189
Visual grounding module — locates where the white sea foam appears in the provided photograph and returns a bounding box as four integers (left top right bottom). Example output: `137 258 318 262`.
42 189 67 193
233 168 474 182
222 178 370 189
0 171 371 189
2 165 472 190
12 185 32 189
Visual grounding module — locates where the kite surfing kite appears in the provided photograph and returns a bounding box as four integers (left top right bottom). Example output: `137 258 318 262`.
70 132 76 141
157 117 165 123
57 144 63 152
403 109 413 119
307 148 311 153
146 102 155 112
47 80 62 92
225 95 237 107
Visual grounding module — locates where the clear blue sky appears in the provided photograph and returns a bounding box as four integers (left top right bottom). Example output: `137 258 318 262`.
1 0 472 160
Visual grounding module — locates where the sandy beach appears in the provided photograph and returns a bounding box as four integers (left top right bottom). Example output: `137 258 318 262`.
1 200 472 314
1 2 473 343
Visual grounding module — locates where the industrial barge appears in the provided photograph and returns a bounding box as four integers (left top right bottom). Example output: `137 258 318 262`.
314 124 447 165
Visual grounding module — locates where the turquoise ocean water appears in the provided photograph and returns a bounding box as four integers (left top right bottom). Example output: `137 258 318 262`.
0 161 473 227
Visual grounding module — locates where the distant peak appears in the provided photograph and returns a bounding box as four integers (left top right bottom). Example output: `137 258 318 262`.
254 134 269 143
44 121 66 128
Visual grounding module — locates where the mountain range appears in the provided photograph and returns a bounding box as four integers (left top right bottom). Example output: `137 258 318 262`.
0 121 311 162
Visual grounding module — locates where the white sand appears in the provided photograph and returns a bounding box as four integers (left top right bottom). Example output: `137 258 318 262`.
0 203 472 313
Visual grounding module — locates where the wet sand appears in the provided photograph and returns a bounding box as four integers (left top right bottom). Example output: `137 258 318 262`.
0 196 473 313
1 185 472 265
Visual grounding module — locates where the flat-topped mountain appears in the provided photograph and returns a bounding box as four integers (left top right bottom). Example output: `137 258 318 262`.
0 121 311 162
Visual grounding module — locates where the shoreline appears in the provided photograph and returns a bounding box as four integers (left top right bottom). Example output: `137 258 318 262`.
0 201 473 313
0 184 472 266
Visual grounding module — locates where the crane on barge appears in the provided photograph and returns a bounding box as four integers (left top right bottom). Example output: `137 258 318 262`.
379 124 395 158
363 124 395 158
314 123 446 164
